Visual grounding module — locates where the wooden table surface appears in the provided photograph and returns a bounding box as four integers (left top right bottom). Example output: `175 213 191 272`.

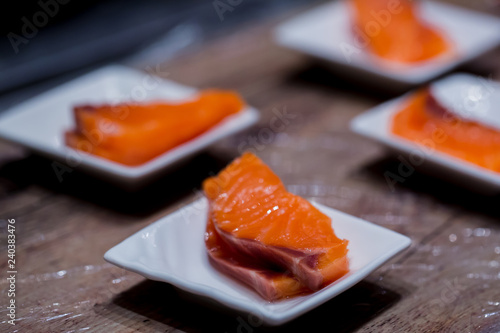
2 1 500 332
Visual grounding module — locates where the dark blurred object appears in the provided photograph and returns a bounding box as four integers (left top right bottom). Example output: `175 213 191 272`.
0 0 319 96
1 0 201 93
0 0 101 35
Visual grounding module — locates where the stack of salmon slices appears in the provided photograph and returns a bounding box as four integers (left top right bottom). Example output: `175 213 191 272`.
65 90 244 166
350 0 451 63
203 153 350 301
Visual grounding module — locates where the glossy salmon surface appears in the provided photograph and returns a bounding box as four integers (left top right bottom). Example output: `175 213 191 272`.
350 0 451 63
65 90 244 166
203 153 349 292
391 90 500 172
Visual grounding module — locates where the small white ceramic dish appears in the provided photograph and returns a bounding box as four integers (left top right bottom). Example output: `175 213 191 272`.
0 65 260 186
350 73 500 193
274 1 500 89
104 197 411 326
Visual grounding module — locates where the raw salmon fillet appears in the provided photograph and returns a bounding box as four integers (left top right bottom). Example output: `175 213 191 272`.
350 0 451 63
206 217 308 301
203 153 349 292
65 90 244 166
391 90 500 172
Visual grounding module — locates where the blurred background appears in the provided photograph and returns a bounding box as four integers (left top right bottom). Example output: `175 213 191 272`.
2 0 499 112
2 1 500 332
0 0 326 111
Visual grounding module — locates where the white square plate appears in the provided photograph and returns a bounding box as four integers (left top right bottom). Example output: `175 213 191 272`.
104 197 411 325
274 1 500 89
350 73 500 193
0 65 260 185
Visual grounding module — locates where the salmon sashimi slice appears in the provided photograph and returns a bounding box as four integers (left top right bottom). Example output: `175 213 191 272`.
65 90 244 166
350 0 451 63
205 217 309 301
203 153 349 291
391 90 500 172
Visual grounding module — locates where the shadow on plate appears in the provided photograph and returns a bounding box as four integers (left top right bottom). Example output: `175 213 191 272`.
102 279 401 332
358 156 500 219
284 49 500 103
285 62 402 101
0 151 235 216
458 45 500 79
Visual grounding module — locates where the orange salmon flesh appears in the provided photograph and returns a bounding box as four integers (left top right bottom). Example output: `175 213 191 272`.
350 0 452 63
203 153 349 299
65 90 244 166
392 90 500 172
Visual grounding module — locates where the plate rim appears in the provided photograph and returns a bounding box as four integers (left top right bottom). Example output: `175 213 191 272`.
350 74 500 187
0 65 260 181
274 0 500 84
104 197 411 325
